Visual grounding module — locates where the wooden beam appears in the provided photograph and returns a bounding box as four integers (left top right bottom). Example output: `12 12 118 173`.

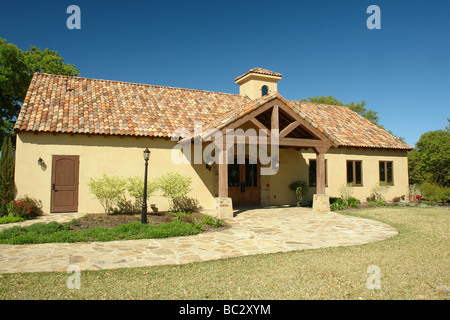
279 120 300 138
271 105 279 131
249 118 270 137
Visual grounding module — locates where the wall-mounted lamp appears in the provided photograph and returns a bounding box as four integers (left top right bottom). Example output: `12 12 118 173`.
37 157 47 171
205 156 214 171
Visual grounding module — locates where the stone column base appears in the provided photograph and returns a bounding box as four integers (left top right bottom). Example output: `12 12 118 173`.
213 197 234 219
312 194 330 213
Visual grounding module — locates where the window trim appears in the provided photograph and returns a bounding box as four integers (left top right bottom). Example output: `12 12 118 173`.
309 159 328 187
379 160 394 186
346 160 363 187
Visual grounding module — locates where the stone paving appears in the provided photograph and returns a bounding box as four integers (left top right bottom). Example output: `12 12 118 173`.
0 207 398 274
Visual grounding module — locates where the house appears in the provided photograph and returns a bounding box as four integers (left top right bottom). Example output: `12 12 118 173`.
13 68 412 218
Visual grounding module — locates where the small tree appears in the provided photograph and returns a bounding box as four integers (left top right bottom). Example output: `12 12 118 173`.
288 180 308 206
0 136 15 203
87 175 127 214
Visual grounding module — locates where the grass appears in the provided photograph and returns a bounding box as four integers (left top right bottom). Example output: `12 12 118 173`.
0 220 201 244
0 207 449 300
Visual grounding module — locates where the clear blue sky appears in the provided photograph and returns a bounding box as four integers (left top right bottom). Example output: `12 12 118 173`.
1 0 449 147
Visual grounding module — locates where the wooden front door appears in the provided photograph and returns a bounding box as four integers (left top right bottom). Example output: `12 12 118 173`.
51 155 79 213
228 158 260 207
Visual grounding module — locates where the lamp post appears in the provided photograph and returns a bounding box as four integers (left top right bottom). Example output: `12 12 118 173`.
142 148 151 224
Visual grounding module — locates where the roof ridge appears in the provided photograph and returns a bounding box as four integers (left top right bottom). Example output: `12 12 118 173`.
33 72 247 98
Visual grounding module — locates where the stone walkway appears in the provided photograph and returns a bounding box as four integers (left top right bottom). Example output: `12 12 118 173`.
0 207 398 274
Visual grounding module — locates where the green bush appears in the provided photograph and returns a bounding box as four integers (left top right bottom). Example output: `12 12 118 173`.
0 137 15 205
0 215 24 224
126 176 159 207
330 198 348 211
346 197 360 208
0 200 8 217
158 172 193 210
376 199 386 206
288 180 308 206
88 175 127 214
367 201 375 207
420 181 450 203
7 196 43 219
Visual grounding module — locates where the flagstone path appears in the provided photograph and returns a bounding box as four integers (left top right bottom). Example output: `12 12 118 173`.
0 207 398 274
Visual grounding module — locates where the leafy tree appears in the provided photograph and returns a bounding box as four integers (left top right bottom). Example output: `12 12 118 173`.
300 95 405 141
408 120 450 187
0 38 79 139
0 136 15 202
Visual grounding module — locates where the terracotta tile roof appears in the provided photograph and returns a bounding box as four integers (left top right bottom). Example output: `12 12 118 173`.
234 68 282 82
14 73 252 138
15 73 412 150
289 100 412 150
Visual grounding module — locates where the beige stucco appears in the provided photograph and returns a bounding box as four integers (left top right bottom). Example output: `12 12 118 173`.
15 132 215 214
15 130 409 215
266 147 409 206
235 74 281 100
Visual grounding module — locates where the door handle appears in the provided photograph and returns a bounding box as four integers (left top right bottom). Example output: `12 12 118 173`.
52 183 55 191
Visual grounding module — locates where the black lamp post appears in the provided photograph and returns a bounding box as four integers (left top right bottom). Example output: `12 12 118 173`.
142 148 151 224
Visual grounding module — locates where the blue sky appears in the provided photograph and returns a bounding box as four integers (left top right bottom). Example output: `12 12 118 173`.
1 0 449 147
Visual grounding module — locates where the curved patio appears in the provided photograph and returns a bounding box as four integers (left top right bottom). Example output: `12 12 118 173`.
0 207 398 274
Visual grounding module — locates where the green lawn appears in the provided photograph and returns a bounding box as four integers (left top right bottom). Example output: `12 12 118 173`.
0 207 448 300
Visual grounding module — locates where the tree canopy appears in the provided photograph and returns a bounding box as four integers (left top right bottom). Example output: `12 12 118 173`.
408 119 450 187
0 38 79 143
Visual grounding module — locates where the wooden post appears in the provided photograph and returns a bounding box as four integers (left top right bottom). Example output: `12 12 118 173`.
218 146 228 198
316 152 326 195
314 146 329 195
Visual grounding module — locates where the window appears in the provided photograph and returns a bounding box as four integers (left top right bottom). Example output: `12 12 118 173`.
309 159 328 187
379 161 394 185
261 85 269 96
347 160 363 186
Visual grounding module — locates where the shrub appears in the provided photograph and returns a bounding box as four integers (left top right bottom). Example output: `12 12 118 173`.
88 175 127 214
0 137 15 205
8 196 43 219
367 201 375 207
288 180 309 206
0 200 8 217
376 199 386 206
126 176 159 207
158 172 193 210
370 182 390 201
346 197 360 208
330 198 348 211
0 215 24 224
420 181 450 203
339 183 354 199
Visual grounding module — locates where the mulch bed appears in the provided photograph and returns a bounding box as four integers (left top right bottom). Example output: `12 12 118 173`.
69 211 231 233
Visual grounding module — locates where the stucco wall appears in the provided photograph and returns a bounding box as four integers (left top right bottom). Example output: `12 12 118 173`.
15 132 409 214
266 147 409 206
15 132 215 214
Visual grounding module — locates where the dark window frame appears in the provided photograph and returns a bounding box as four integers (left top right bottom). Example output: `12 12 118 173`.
379 161 394 186
346 160 363 186
309 159 328 187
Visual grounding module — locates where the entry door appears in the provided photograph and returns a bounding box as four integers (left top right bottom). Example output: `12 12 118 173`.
228 158 260 207
51 155 79 213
